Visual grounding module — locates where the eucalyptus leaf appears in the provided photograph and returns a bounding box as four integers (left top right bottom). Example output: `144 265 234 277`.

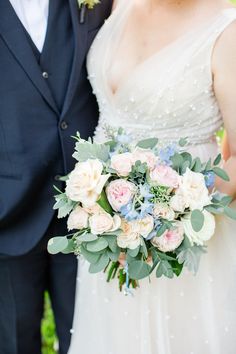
213 153 222 166
204 205 224 215
156 223 168 237
212 167 230 182
171 153 184 171
204 158 212 172
80 245 101 264
107 249 120 262
191 209 205 232
127 247 140 258
177 245 206 274
61 239 76 254
224 206 236 220
89 252 110 274
220 195 233 206
78 233 98 242
47 237 68 255
86 237 108 252
73 141 110 162
156 261 174 279
136 138 158 149
191 157 202 172
179 137 188 147
128 261 151 280
105 235 119 253
140 239 148 258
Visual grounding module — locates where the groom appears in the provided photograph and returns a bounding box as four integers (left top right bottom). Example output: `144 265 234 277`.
0 0 112 353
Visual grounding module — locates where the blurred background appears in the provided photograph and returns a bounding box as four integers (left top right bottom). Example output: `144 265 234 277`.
41 1 236 353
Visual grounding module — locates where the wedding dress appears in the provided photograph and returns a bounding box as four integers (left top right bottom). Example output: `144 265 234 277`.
68 2 236 353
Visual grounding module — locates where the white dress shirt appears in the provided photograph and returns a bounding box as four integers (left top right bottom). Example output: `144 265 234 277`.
9 0 49 52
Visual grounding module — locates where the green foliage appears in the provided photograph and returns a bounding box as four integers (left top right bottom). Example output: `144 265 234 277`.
41 293 57 354
73 140 110 162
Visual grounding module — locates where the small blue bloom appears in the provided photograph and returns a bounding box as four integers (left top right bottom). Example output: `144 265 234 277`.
139 199 154 218
116 133 132 145
139 184 154 199
120 203 139 221
204 171 215 188
159 144 177 165
145 220 162 240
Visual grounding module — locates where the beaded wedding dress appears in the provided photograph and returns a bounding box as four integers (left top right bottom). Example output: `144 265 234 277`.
68 3 236 354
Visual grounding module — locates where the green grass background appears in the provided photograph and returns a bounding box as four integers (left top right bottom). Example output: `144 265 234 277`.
41 1 236 353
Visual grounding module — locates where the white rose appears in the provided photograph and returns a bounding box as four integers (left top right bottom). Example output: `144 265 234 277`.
132 147 157 170
65 159 110 207
153 203 175 221
170 193 187 213
117 220 142 249
67 206 89 231
138 215 154 238
182 210 216 246
110 152 134 177
178 168 211 211
89 212 121 235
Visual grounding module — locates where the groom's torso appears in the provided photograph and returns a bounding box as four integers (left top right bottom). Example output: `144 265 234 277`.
0 0 113 255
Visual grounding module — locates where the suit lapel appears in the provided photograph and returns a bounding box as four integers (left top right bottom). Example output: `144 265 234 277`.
0 0 59 115
61 0 88 118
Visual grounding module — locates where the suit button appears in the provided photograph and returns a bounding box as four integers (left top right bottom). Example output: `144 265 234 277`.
54 175 62 181
42 71 49 79
60 121 68 130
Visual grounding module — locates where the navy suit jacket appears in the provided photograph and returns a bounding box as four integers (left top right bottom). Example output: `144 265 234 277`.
0 0 113 255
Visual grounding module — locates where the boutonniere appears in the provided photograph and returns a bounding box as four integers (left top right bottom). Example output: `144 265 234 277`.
78 0 100 24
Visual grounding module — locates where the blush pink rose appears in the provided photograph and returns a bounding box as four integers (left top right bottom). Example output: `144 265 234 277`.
149 165 180 189
106 179 136 212
151 222 184 252
110 152 133 177
132 147 157 170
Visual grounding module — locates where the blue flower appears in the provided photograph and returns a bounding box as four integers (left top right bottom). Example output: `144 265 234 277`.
159 144 177 165
116 133 132 145
204 171 215 188
139 184 154 199
120 203 139 221
139 199 154 218
145 220 162 240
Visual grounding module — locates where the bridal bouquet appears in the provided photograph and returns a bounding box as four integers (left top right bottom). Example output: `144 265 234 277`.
48 127 236 292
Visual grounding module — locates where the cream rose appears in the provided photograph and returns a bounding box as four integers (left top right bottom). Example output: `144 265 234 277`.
110 152 133 177
132 147 157 170
151 222 184 252
89 212 121 235
117 220 142 249
138 215 154 238
106 179 136 212
67 206 89 231
65 159 110 207
182 210 216 246
178 168 211 211
170 193 187 213
82 203 103 215
153 203 175 221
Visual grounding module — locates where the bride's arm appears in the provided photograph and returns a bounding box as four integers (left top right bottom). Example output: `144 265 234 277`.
212 22 236 198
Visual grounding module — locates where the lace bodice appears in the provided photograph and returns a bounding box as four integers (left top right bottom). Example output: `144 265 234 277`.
87 2 236 146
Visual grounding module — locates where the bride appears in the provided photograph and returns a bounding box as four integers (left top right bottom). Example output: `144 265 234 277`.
69 0 236 353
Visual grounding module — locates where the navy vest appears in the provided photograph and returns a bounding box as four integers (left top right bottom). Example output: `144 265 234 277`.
0 0 113 255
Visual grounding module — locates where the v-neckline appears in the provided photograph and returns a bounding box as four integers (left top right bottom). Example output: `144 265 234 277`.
106 5 236 98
